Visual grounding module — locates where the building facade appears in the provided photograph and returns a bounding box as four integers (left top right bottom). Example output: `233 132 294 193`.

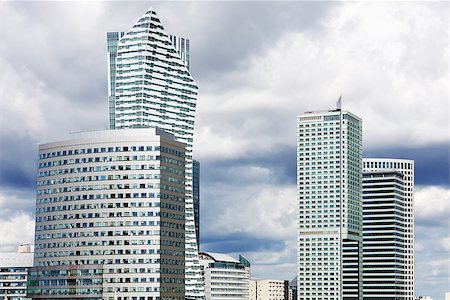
288 277 297 300
106 8 203 298
0 245 34 300
362 158 415 299
193 160 200 250
297 109 363 299
28 129 186 300
250 279 289 300
199 252 250 300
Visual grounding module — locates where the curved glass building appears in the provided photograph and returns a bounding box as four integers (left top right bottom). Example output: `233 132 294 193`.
28 128 186 300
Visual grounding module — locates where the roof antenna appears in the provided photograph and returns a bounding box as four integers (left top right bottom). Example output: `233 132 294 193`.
336 94 342 110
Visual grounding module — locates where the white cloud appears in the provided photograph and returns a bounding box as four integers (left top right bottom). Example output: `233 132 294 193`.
0 213 34 252
415 185 450 224
194 2 448 161
202 183 297 240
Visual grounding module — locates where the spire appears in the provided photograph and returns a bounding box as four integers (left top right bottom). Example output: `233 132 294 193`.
336 94 342 110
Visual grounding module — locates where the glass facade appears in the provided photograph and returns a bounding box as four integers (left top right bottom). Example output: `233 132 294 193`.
193 160 200 250
297 109 363 300
362 159 415 300
0 252 33 300
28 129 186 300
106 8 203 298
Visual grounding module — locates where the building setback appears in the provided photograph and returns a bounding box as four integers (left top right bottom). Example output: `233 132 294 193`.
297 108 363 299
28 128 186 300
363 158 415 299
288 277 297 300
250 279 289 300
192 160 200 250
0 245 34 300
106 8 203 298
199 252 250 300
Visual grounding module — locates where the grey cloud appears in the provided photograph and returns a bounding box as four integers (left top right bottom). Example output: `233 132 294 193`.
153 2 338 85
201 233 285 253
0 133 37 190
0 1 448 294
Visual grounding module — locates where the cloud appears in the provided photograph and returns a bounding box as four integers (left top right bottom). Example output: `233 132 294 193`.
364 143 450 186
193 1 448 161
0 212 34 252
414 186 450 298
0 188 35 219
201 183 296 240
415 185 450 227
0 1 448 297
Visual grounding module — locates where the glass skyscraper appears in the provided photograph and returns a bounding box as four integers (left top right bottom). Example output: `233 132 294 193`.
193 160 200 250
28 128 186 300
106 7 204 299
297 109 363 299
362 158 415 299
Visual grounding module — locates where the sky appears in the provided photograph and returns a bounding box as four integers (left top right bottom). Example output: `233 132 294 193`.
0 1 449 298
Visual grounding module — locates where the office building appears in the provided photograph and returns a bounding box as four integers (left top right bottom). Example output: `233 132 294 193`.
250 279 289 300
363 158 415 299
288 277 297 300
297 108 363 299
107 33 190 130
28 128 186 300
199 252 250 300
193 160 200 249
0 245 33 300
106 8 203 298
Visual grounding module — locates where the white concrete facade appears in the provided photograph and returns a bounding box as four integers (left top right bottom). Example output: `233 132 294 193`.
250 279 288 300
29 128 186 300
199 252 250 300
297 109 363 299
363 158 415 299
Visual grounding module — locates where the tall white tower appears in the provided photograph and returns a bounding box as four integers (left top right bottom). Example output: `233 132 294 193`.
297 108 363 299
363 158 415 299
107 8 204 299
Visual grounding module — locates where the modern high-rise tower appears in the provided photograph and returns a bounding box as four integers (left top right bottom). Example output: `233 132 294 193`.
193 160 200 250
28 128 186 300
297 108 363 299
362 158 415 299
106 8 204 299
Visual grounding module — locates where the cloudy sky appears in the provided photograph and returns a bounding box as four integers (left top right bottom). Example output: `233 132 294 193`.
0 1 448 298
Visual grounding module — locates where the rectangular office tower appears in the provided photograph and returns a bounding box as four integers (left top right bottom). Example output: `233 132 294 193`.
297 109 363 300
106 8 204 299
28 129 186 300
362 159 415 300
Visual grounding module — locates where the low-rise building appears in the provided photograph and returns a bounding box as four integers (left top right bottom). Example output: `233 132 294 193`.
199 252 250 300
0 244 34 300
250 279 289 300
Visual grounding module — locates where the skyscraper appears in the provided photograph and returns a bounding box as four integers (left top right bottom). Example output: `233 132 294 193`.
28 128 186 300
362 158 415 299
297 108 363 299
106 8 204 299
193 160 200 249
